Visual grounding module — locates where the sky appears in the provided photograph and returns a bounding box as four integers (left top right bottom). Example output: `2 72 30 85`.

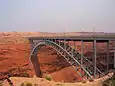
0 0 115 32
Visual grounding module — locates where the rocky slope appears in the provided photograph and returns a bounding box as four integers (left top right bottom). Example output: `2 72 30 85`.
0 32 114 83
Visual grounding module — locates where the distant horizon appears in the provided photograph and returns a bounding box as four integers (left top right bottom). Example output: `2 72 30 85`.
0 0 115 32
0 31 115 33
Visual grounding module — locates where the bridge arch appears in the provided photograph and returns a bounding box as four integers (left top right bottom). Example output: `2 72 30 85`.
30 41 54 77
30 40 69 77
30 40 94 80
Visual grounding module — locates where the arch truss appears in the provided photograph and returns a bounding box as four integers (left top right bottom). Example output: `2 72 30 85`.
28 36 115 80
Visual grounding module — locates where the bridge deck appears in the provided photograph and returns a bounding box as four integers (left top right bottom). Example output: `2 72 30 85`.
28 34 115 41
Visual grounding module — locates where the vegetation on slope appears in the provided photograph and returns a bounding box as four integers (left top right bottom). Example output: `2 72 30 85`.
103 73 115 86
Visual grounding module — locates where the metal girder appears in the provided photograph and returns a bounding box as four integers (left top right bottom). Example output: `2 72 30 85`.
81 40 84 65
47 40 92 79
30 38 106 80
114 40 115 69
93 40 97 78
106 40 110 73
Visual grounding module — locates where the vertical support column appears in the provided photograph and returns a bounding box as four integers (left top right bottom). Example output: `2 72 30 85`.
93 39 97 78
114 40 115 69
68 41 70 51
74 41 76 50
30 39 35 52
81 40 84 65
54 39 58 54
58 39 61 52
81 40 85 78
68 41 69 45
59 39 60 46
54 39 56 43
51 38 53 42
73 41 76 58
31 54 41 77
67 40 69 45
72 40 74 56
64 39 66 49
106 40 109 73
64 39 66 57
54 39 56 48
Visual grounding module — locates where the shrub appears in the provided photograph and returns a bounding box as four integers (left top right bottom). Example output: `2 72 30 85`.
102 80 113 86
45 75 52 81
21 72 29 77
82 80 87 83
89 78 94 82
20 82 33 86
56 83 63 86
102 74 115 86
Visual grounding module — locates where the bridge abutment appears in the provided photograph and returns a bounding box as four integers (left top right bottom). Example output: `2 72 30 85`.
31 54 42 77
113 41 115 69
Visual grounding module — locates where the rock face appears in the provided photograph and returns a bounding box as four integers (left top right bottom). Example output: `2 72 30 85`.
38 46 83 82
0 37 82 82
0 43 32 79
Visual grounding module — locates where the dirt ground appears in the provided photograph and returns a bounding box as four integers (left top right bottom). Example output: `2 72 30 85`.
0 42 83 82
2 73 113 86
2 77 103 86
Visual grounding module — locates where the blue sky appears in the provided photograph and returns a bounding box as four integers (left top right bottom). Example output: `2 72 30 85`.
0 0 115 32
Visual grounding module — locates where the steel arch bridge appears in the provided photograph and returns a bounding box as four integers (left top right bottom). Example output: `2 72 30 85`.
28 34 115 80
